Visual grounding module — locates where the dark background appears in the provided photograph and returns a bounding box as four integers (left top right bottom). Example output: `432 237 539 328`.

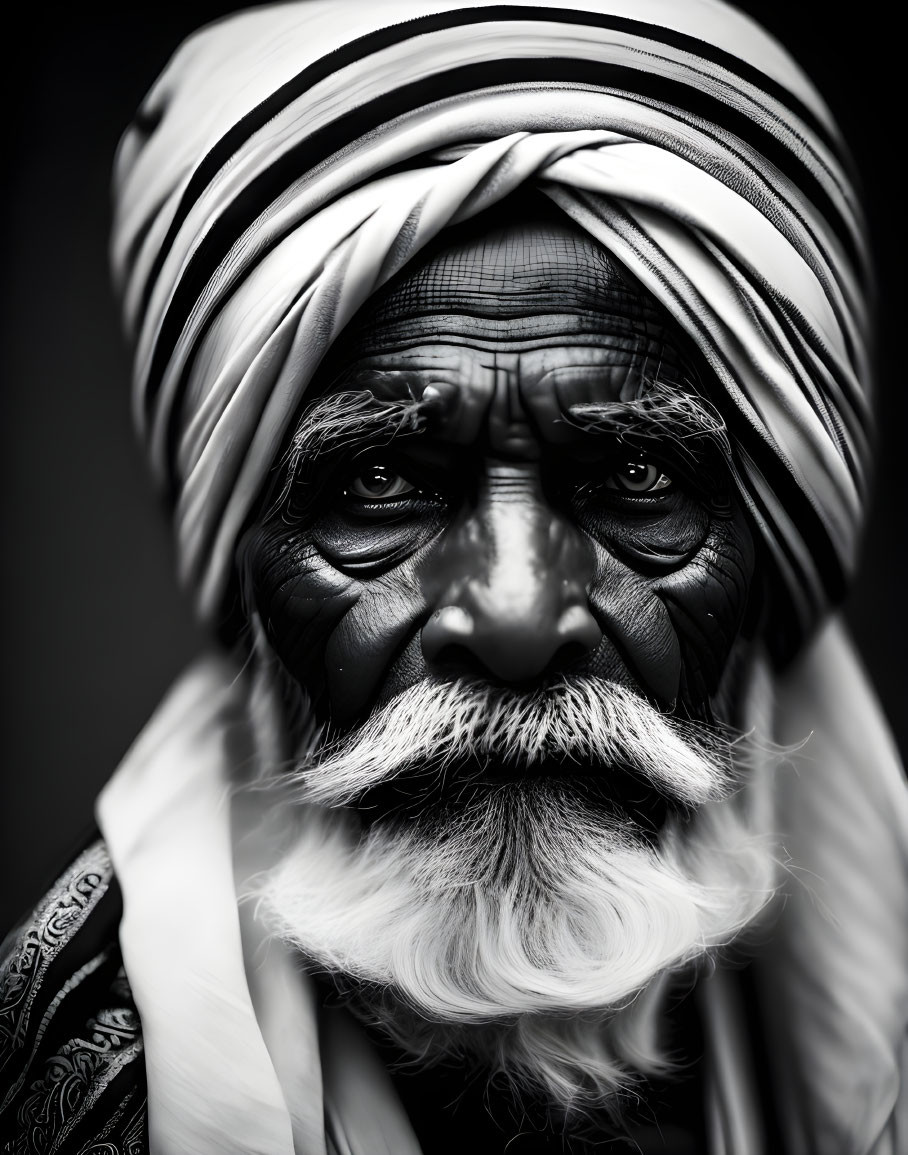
1 2 904 936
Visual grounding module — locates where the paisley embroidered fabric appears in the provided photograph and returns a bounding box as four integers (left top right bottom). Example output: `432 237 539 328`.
0 841 148 1155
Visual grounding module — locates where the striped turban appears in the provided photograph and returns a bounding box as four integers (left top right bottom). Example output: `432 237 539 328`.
111 0 874 661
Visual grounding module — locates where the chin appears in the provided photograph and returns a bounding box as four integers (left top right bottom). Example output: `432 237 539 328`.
253 767 777 1120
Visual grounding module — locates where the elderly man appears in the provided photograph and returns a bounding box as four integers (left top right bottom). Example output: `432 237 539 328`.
1 1 905 1153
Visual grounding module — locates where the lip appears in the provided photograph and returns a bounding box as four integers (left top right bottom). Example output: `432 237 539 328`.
349 752 674 835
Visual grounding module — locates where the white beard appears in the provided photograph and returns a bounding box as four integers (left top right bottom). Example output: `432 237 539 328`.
251 674 777 1119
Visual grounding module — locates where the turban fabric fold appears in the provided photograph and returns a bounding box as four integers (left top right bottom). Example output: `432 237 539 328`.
111 0 874 660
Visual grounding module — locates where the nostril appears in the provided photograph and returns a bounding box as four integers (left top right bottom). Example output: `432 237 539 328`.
547 639 591 672
426 642 490 680
427 637 595 685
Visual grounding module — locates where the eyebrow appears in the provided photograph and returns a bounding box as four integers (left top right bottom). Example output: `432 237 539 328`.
274 388 433 510
565 383 732 468
275 378 732 514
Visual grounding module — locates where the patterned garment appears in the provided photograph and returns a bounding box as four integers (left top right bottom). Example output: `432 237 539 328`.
0 842 148 1155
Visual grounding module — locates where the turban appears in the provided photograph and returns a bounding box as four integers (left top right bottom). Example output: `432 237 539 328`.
110 0 874 661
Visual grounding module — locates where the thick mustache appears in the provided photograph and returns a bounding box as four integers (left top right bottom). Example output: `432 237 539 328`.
291 677 732 809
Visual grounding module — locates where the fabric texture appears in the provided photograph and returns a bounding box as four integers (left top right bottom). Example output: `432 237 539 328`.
0 842 148 1154
111 0 873 662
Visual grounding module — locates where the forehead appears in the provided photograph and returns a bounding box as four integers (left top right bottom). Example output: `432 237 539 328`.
313 215 702 448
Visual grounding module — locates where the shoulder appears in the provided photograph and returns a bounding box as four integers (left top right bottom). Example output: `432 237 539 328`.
0 839 147 1154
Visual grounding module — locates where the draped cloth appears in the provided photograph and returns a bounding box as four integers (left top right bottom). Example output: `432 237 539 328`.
111 0 873 660
96 619 908 1155
101 2 907 1154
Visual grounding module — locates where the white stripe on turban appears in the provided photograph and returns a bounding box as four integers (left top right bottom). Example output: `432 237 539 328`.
110 0 874 661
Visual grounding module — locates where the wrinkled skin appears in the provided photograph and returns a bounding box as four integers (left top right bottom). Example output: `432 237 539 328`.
243 216 755 772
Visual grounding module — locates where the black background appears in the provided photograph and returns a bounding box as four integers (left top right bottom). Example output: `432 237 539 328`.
1 2 904 936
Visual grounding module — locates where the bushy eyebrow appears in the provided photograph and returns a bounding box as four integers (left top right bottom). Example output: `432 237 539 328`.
290 390 428 464
565 383 732 468
273 389 432 512
273 379 731 515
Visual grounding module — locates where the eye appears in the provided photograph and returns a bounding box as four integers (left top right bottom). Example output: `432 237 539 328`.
344 464 416 501
604 459 673 494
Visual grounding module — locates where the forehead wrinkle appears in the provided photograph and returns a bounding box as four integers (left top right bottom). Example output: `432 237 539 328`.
343 320 683 359
298 346 715 462
343 217 687 362
362 219 628 322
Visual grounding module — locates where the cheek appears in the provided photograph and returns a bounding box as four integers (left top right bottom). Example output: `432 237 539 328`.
323 567 428 723
245 525 428 724
587 551 682 707
582 497 708 708
652 509 756 705
245 526 360 693
585 506 754 711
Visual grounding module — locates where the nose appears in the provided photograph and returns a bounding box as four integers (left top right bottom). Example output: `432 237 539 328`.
421 467 602 682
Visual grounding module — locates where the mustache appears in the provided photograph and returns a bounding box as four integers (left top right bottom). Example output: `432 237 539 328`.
288 677 734 810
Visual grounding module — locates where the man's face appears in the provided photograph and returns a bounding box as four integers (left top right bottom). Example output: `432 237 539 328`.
245 216 754 813
244 218 772 1109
